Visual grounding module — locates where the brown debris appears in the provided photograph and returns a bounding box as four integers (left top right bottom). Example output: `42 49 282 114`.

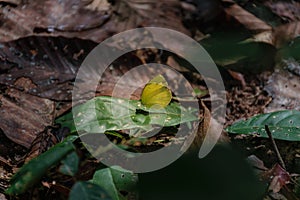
0 0 189 43
264 60 300 112
0 36 96 101
226 78 272 126
0 88 54 148
265 1 300 22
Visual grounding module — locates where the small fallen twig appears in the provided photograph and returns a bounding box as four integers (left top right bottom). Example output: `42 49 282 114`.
265 125 286 169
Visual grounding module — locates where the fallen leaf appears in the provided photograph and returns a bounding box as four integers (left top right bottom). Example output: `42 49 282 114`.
0 0 20 5
247 155 268 171
224 3 272 33
265 1 300 22
0 193 7 200
264 59 300 112
0 88 54 148
263 164 291 193
274 22 300 47
0 0 189 43
252 30 275 46
0 36 96 101
0 0 111 42
187 100 228 153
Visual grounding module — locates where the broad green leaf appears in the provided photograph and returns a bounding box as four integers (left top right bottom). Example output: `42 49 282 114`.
6 136 77 195
69 181 112 200
226 110 300 141
59 151 79 176
91 166 138 200
56 96 198 135
200 33 275 73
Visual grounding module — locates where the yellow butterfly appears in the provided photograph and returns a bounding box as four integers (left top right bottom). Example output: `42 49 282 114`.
141 75 172 108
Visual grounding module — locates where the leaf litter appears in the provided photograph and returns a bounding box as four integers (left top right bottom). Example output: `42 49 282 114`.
1 0 300 199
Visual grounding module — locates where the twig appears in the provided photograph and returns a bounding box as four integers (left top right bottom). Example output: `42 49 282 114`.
265 125 286 169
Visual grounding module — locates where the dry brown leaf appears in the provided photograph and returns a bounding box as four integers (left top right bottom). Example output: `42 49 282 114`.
198 101 229 157
0 36 96 101
0 0 20 5
0 88 54 148
187 101 228 153
166 56 189 72
274 22 300 47
252 30 275 46
264 59 300 112
85 0 111 11
247 155 268 171
24 126 68 163
265 1 300 22
224 3 272 33
0 193 7 200
0 0 111 42
262 164 290 193
0 0 189 43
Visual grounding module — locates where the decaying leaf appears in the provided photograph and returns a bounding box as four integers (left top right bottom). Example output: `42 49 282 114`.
0 193 7 200
0 0 189 43
263 164 291 193
186 100 228 153
224 3 272 33
247 155 268 171
0 0 21 5
0 0 111 42
274 22 300 47
265 1 300 22
24 126 69 163
264 59 300 112
252 30 275 46
0 88 54 148
0 36 96 101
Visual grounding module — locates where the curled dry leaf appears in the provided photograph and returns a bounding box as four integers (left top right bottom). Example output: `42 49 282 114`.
186 101 228 152
0 88 55 148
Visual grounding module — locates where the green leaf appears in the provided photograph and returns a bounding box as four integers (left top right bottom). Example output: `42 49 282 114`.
6 136 77 195
59 151 79 176
280 36 300 61
226 110 300 141
200 33 275 73
91 166 138 200
69 181 112 200
56 96 198 135
295 177 300 197
193 88 208 97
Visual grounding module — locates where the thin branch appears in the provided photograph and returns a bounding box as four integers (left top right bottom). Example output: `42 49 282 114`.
265 125 286 169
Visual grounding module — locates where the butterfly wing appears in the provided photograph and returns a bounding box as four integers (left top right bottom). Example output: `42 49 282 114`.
141 82 172 108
